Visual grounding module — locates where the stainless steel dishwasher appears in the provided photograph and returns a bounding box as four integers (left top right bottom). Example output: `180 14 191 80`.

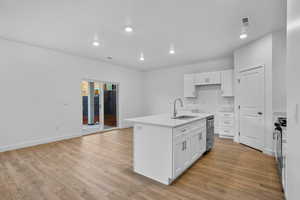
206 116 215 151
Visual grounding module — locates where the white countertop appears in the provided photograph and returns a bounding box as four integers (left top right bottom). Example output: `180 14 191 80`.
126 112 213 128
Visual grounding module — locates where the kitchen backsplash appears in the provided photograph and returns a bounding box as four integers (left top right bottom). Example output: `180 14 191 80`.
184 85 234 114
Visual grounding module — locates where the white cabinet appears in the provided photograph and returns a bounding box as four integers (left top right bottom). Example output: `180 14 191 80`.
173 133 185 178
132 117 209 185
221 70 234 97
184 74 196 98
190 127 207 162
218 112 234 138
195 71 221 85
190 130 201 162
199 127 207 154
183 69 235 98
172 120 206 179
182 135 191 169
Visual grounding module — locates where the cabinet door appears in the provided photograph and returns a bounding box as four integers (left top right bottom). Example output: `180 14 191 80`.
184 74 196 98
221 70 234 97
182 135 191 169
201 72 211 84
199 128 207 154
173 134 185 178
190 130 200 162
195 72 221 85
208 71 221 84
195 73 205 84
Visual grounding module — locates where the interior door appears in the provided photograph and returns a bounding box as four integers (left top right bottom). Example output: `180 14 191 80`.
238 66 265 150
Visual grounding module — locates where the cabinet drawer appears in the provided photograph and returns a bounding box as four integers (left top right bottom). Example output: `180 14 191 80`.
173 124 193 137
173 120 206 138
191 119 206 129
219 128 234 136
219 118 234 127
218 112 234 118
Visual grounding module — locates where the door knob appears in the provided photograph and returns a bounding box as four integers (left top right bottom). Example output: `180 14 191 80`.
258 112 263 115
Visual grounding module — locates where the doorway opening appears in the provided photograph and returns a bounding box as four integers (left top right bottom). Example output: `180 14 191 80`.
81 80 119 134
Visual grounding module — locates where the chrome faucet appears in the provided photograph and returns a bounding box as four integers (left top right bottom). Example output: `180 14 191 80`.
172 98 184 119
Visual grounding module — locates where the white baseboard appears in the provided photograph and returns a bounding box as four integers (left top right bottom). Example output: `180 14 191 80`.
263 148 274 156
219 135 234 139
232 138 274 156
0 133 83 153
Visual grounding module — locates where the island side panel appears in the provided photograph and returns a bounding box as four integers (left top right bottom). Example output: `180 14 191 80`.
133 123 173 185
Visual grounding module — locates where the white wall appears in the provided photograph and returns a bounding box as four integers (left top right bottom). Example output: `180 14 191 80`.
272 30 287 113
287 0 300 199
234 34 273 154
143 57 234 115
0 39 144 152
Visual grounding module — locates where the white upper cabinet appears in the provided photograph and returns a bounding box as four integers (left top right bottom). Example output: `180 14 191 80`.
184 74 196 98
184 69 234 98
221 70 234 97
195 71 221 85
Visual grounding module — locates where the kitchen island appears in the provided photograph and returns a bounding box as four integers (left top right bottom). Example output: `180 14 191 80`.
126 113 214 185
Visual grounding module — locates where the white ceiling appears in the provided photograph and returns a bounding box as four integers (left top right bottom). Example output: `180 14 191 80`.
0 0 286 71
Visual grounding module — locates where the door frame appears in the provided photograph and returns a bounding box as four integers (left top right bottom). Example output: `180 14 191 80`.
236 64 266 151
80 79 120 134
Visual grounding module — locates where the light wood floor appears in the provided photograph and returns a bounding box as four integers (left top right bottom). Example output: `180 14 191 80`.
0 128 284 200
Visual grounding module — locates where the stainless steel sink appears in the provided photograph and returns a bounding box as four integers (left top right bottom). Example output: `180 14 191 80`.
173 115 197 120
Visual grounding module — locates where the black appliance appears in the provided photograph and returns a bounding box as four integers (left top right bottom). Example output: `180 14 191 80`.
206 116 215 151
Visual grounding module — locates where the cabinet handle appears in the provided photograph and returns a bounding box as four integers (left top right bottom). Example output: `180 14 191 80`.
182 141 185 151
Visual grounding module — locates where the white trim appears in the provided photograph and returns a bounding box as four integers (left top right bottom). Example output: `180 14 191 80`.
239 64 265 73
81 127 121 135
0 127 131 153
218 135 234 140
263 148 274 156
0 133 83 153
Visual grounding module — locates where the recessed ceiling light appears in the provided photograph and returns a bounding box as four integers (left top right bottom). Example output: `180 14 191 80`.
92 40 100 46
169 44 175 54
125 26 133 33
169 49 175 54
92 33 100 46
139 52 144 61
240 33 248 39
107 56 113 60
